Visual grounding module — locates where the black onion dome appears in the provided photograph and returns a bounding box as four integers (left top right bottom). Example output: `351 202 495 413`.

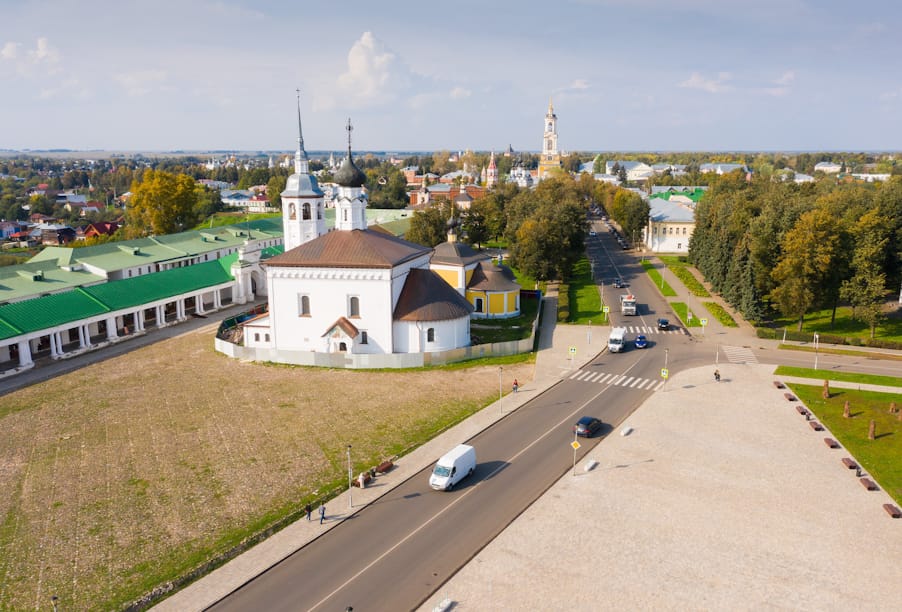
334 152 367 188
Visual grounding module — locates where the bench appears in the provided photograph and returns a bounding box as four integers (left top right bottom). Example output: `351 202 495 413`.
823 438 840 449
841 458 858 470
884 504 902 518
784 392 797 402
772 380 785 389
375 460 394 474
859 478 878 491
795 405 809 416
808 421 823 431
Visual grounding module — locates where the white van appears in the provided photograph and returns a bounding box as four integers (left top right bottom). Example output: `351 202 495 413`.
608 327 627 353
429 444 477 491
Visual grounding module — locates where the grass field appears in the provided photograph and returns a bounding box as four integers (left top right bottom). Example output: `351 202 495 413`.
640 260 677 297
770 305 902 343
0 328 535 610
790 384 902 505
774 365 902 388
567 258 603 324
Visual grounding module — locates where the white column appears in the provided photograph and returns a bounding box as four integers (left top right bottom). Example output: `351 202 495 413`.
78 325 87 348
106 317 118 341
176 299 184 320
49 332 60 357
156 305 165 327
213 290 222 309
17 339 33 367
196 295 205 315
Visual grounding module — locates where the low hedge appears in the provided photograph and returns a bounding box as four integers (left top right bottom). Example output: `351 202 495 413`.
557 284 570 322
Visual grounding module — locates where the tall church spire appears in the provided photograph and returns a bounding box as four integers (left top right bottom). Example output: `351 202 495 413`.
294 88 309 175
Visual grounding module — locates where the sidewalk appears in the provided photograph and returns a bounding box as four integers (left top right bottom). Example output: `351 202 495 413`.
153 285 598 611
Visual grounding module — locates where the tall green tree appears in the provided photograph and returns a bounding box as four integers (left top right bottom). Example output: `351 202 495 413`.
406 204 451 247
770 208 845 331
126 169 198 237
840 209 890 338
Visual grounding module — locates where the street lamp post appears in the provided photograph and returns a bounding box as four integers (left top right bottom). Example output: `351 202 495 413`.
51 596 58 612
814 333 820 370
498 366 503 413
347 444 353 509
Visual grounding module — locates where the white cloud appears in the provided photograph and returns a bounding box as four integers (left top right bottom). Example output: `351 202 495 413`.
678 71 732 93
115 70 168 97
774 70 795 85
29 37 60 64
450 87 471 99
1 41 20 60
570 79 590 90
336 32 409 108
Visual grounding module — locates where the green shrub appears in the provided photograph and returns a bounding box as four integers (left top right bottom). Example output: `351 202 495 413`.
702 301 738 327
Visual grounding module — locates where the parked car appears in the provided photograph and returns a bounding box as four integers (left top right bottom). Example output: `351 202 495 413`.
634 334 648 349
657 318 670 330
574 416 603 437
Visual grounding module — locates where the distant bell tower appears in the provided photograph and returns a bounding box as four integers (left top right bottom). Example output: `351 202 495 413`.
538 98 562 179
486 150 498 188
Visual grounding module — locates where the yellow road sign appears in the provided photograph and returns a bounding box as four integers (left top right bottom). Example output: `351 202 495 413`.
571 440 581 450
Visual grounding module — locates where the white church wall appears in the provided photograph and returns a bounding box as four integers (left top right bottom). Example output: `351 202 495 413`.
268 266 396 353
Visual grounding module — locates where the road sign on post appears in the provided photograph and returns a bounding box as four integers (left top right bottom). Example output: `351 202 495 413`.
700 318 708 335
661 368 669 379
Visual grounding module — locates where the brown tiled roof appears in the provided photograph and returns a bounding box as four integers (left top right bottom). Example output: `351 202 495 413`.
394 268 474 321
265 229 430 269
431 240 491 266
467 262 521 291
322 316 359 338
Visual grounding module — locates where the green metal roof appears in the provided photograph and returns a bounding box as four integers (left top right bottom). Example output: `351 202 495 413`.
0 258 236 340
0 260 106 304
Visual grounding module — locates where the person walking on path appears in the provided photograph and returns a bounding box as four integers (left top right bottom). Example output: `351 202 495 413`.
714 369 721 382
319 503 326 525
512 378 519 393
305 503 312 521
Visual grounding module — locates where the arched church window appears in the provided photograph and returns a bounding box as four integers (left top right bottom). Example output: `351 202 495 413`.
427 328 435 342
349 296 360 317
302 203 311 220
289 203 296 220
343 209 348 222
474 297 484 313
299 294 310 316
317 204 322 219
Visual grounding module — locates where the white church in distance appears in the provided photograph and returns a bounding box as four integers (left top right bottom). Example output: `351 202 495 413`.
222 103 479 368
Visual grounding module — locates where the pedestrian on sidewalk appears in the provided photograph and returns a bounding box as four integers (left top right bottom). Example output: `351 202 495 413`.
319 502 326 524
714 369 720 382
512 378 519 393
305 502 312 521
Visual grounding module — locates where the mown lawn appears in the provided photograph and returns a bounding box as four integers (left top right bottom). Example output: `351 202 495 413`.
791 384 902 505
775 365 902 388
770 305 902 344
567 258 603 324
641 260 678 296
659 255 711 297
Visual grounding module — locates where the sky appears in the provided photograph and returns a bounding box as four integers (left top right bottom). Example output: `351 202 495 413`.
1 0 900 153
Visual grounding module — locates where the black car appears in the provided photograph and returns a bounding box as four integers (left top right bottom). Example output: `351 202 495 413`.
573 416 603 437
612 278 625 288
657 318 670 330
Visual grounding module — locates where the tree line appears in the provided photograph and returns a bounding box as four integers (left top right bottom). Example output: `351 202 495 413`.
690 172 902 336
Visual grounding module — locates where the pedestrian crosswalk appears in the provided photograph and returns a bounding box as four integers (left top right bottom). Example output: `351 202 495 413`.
719 345 758 364
615 326 686 335
568 369 665 391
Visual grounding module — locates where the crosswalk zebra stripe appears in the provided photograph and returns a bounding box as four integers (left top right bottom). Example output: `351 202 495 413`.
599 373 614 384
622 376 635 386
721 345 758 364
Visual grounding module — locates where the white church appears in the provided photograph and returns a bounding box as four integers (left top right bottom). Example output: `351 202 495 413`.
220 102 479 368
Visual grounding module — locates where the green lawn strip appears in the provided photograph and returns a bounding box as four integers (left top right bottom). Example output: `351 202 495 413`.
769 305 902 344
776 343 902 361
790 384 902 506
659 256 711 297
774 365 902 388
567 258 602 324
702 301 738 327
640 260 677 296
470 298 541 343
669 302 701 327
